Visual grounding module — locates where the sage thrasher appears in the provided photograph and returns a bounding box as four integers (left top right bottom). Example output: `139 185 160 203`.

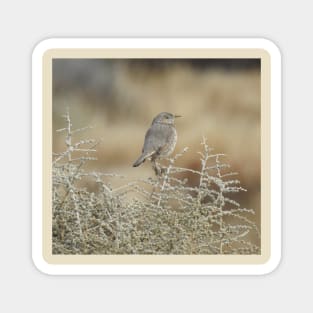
133 112 181 174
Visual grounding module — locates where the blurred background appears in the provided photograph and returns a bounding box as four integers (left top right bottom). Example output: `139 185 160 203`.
53 58 261 226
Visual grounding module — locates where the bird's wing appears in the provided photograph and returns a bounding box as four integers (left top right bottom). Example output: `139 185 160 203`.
142 124 167 154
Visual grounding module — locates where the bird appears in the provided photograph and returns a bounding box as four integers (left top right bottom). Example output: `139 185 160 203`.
133 112 181 174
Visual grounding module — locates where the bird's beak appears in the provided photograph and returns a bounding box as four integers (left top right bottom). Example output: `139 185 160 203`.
174 115 182 118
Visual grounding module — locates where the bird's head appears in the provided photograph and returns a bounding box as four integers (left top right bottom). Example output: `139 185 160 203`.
152 112 181 125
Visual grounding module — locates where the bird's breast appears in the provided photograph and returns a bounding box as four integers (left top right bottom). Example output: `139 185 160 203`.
161 126 177 157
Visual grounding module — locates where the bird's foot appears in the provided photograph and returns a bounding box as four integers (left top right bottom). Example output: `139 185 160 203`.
153 162 167 176
152 163 161 176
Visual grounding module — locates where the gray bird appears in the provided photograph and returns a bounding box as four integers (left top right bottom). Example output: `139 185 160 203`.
133 112 181 172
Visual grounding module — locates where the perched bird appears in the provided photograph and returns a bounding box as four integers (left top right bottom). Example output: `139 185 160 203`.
133 112 181 174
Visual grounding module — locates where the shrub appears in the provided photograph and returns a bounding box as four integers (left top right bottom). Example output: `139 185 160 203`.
52 110 260 255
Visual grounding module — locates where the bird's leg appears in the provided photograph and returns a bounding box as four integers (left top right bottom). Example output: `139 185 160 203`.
151 153 162 176
152 148 167 176
152 159 161 176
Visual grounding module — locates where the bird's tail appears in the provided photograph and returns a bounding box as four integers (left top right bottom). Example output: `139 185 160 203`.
132 154 147 167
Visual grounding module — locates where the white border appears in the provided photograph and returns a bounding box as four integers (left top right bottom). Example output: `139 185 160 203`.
32 38 281 275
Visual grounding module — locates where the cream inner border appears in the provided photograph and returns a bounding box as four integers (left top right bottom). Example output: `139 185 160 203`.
42 47 270 266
